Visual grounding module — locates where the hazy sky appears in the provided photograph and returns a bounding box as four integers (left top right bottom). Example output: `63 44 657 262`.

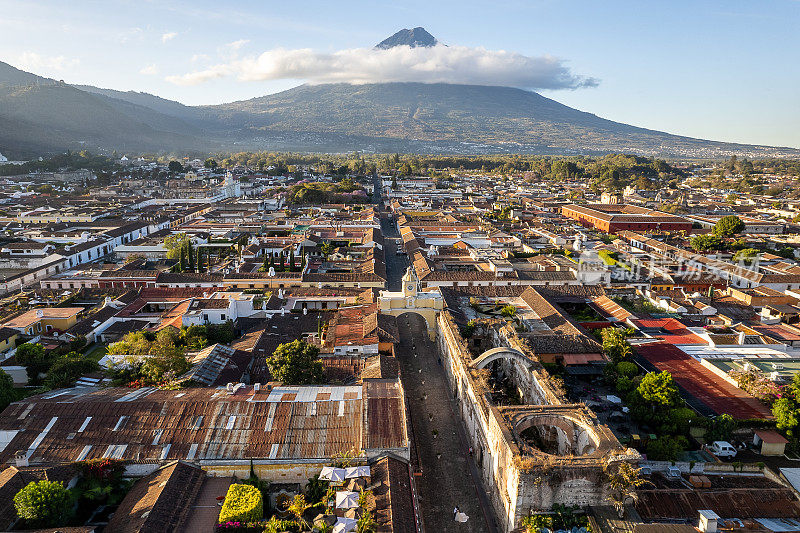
2 0 799 147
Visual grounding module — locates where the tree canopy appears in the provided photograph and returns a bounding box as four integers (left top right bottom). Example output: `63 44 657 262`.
713 215 745 237
267 340 324 385
690 234 723 252
14 480 71 528
636 371 681 410
601 327 632 363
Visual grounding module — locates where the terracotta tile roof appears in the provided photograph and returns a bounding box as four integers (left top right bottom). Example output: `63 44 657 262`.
0 465 76 530
592 296 633 321
368 456 417 533
106 461 206 533
636 485 800 520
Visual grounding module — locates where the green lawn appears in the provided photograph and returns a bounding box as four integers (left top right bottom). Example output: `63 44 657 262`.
83 343 108 362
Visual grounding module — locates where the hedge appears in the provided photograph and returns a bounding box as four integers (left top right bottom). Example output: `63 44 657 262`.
218 484 263 524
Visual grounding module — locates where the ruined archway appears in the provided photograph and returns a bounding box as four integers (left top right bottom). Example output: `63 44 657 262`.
514 413 599 457
471 347 536 370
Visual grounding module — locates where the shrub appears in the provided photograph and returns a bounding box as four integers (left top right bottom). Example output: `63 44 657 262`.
14 480 71 527
522 514 551 533
500 305 517 317
616 361 638 378
218 484 263 524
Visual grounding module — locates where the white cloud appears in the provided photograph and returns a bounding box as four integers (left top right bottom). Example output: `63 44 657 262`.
165 44 597 90
226 39 250 51
16 52 79 73
161 32 178 43
139 64 159 75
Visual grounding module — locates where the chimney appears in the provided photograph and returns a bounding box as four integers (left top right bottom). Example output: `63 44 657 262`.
698 510 719 533
35 309 44 319
15 450 28 468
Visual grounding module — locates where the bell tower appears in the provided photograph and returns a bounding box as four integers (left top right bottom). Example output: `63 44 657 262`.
402 266 418 297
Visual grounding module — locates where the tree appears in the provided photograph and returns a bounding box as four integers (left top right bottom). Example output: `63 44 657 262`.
164 233 191 261
304 474 329 504
141 353 189 384
181 325 209 350
708 413 736 442
690 234 723 252
713 215 745 237
646 435 688 461
14 480 71 527
45 353 99 388
287 494 312 529
0 369 15 412
601 327 632 363
204 158 218 169
733 248 759 264
267 340 324 385
633 371 681 417
187 240 195 271
604 462 650 518
107 332 151 356
15 343 52 383
774 397 799 433
207 321 235 344
167 160 183 173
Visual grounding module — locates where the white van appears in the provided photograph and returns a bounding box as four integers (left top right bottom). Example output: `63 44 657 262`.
709 441 737 459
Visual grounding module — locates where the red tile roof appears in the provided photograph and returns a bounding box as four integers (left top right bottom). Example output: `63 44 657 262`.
635 342 773 420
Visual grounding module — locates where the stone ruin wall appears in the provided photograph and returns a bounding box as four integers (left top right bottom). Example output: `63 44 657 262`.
436 312 627 532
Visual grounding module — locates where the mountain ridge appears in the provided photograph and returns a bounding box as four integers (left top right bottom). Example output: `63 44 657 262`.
0 56 797 158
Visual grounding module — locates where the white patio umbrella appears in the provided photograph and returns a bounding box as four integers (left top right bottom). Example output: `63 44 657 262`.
320 466 347 482
333 517 358 533
335 490 360 509
344 465 371 478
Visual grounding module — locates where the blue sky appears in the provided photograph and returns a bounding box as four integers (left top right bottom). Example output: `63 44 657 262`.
1 0 799 147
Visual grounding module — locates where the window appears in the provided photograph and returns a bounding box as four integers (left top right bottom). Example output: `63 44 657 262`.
220 314 226 321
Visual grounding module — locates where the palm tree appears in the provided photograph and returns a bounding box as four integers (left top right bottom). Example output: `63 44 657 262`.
604 462 651 518
288 494 313 529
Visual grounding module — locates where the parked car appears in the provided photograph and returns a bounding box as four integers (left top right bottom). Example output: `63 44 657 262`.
708 441 738 459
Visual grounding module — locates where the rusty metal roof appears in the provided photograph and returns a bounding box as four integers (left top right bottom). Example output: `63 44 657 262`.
0 383 407 466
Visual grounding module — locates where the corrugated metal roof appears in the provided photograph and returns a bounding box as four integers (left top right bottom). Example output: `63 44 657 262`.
0 384 405 465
